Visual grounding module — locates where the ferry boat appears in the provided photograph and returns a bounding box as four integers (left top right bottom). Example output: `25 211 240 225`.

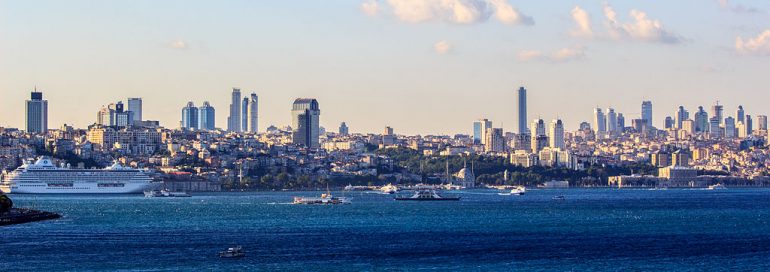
394 189 460 201
1 157 156 194
293 186 350 205
499 186 526 196
218 246 246 258
707 183 727 190
380 183 398 194
144 189 191 198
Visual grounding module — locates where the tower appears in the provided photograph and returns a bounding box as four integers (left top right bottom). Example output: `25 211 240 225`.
241 97 249 132
641 101 653 129
198 101 216 131
549 119 565 149
473 119 492 145
25 90 48 134
291 98 321 148
515 86 528 134
248 93 258 133
127 98 142 125
181 101 199 130
227 88 242 132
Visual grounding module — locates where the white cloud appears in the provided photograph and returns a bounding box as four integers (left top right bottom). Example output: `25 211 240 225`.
569 6 592 38
434 40 452 55
517 50 542 61
361 0 380 17
717 0 760 13
736 30 770 55
518 46 585 63
489 0 534 25
376 0 532 26
602 4 683 44
169 40 188 50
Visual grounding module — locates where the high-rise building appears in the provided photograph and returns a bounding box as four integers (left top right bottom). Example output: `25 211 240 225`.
339 122 349 135
694 106 708 132
198 101 216 131
593 108 606 133
675 106 689 129
181 102 199 130
549 119 565 149
25 91 48 134
484 128 505 153
724 116 736 138
241 97 249 132
227 88 242 132
736 106 745 124
515 86 528 134
606 108 618 134
127 98 142 125
473 119 492 145
248 93 258 133
664 116 674 129
291 98 321 148
109 101 134 128
745 115 753 135
641 101 653 129
617 113 625 131
758 115 768 131
711 102 724 126
709 116 721 138
531 119 548 153
681 120 695 135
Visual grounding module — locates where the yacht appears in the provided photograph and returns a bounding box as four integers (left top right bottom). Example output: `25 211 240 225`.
380 183 398 194
395 189 460 201
707 183 727 190
218 246 246 258
1 157 156 194
144 189 191 198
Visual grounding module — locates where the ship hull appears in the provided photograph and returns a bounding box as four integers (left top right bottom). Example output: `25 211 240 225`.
1 181 158 194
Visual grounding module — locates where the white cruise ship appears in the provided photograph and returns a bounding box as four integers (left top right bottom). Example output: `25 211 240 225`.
0 157 156 194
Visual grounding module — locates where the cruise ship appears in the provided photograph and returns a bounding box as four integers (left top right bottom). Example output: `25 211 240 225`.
0 157 156 194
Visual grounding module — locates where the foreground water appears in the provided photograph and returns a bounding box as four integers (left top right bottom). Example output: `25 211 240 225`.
3 189 770 271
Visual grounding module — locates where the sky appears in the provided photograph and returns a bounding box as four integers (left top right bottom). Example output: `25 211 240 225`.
1 0 769 135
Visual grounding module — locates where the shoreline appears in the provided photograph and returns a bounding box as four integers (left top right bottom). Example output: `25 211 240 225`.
0 208 61 226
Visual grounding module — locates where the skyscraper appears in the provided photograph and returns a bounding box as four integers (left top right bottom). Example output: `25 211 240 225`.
198 101 216 131
724 116 736 138
606 108 617 134
675 106 689 129
549 119 565 149
227 88 242 132
515 86 527 134
694 106 708 132
736 105 745 124
241 97 249 132
339 122 349 135
617 113 625 131
25 91 48 134
641 101 653 129
664 116 674 129
291 98 321 148
485 128 505 153
531 119 547 153
593 108 606 133
711 102 724 126
181 101 199 130
745 115 753 135
758 115 768 131
127 97 142 125
248 93 258 133
473 119 492 145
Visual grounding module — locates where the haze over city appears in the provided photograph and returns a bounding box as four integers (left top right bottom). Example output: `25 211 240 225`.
2 0 770 134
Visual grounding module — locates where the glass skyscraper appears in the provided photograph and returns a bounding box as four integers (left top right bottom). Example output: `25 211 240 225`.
25 91 48 134
291 98 321 148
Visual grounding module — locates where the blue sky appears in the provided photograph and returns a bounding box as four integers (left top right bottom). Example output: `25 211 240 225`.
1 0 769 134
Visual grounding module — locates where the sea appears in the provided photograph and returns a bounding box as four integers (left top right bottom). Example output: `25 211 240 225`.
3 188 770 271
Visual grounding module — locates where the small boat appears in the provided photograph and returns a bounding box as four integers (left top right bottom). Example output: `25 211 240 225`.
707 183 727 190
218 246 245 258
498 186 526 196
293 185 350 205
144 189 191 198
552 195 565 200
380 183 399 194
395 189 460 201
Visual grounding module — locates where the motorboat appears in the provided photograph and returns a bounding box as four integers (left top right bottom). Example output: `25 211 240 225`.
218 246 245 258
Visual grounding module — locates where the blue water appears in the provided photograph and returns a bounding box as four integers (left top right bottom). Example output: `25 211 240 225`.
3 189 770 271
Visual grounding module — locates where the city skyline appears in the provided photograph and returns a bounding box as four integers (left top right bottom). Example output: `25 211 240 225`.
2 1 770 134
